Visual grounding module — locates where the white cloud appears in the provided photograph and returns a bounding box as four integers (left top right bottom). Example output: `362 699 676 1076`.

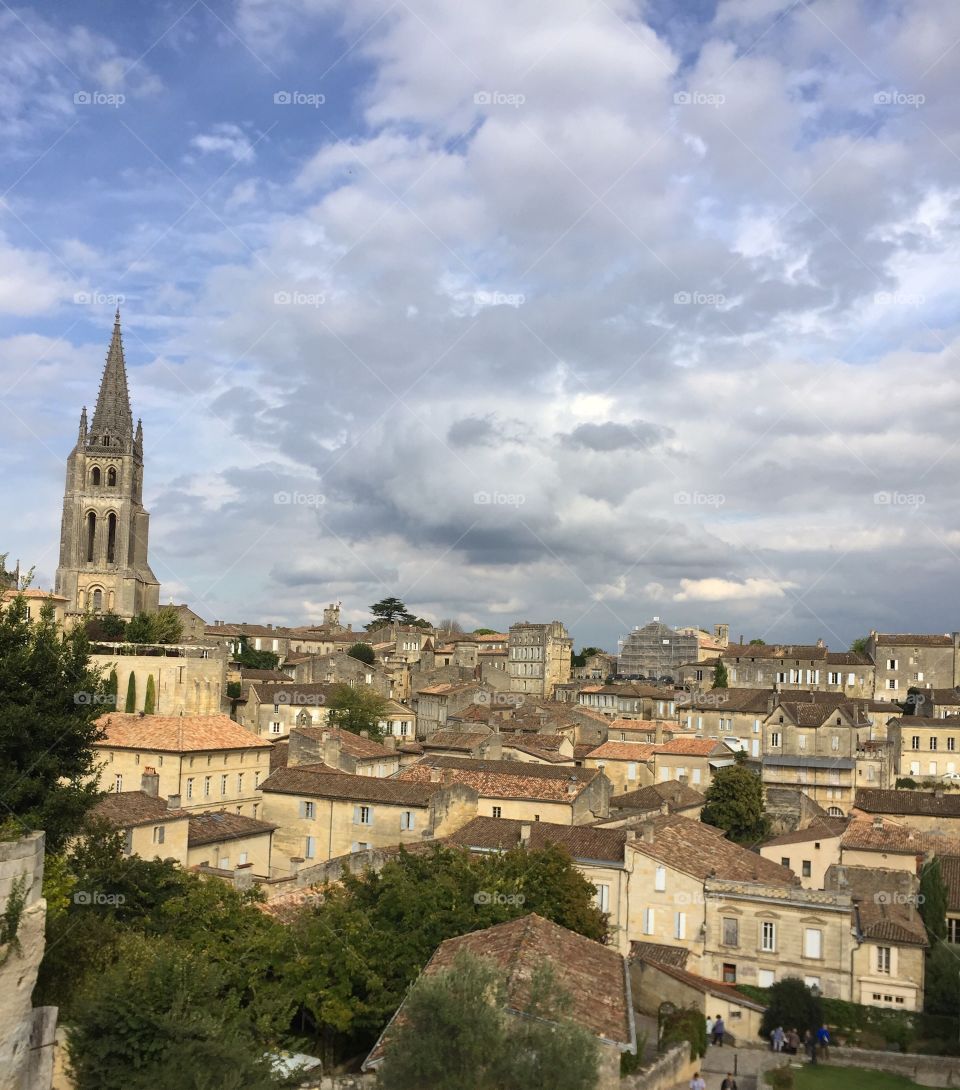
673 578 796 602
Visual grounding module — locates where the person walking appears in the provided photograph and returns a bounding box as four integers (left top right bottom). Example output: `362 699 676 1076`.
771 1025 785 1053
713 1015 725 1047
804 1029 818 1064
690 1073 706 1090
706 1015 714 1044
786 1028 800 1054
721 1074 738 1090
817 1023 831 1060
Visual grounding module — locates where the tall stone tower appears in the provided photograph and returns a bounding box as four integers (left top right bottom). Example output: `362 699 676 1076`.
55 311 160 620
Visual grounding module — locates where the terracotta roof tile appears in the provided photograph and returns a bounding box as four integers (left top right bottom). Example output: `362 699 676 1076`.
260 764 448 806
95 713 270 753
447 816 627 862
92 790 186 827
874 634 953 647
397 756 598 802
653 738 727 756
293 726 396 760
584 741 656 761
854 788 960 818
422 730 493 752
187 809 276 846
609 781 706 812
841 820 960 856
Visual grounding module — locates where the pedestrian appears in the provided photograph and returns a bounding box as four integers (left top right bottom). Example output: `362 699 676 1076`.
721 1074 738 1090
771 1025 785 1053
713 1015 725 1047
690 1073 706 1090
706 1014 714 1043
786 1028 800 1054
817 1023 831 1060
804 1029 818 1064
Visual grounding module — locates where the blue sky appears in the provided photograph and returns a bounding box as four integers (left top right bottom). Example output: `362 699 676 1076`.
2 0 960 649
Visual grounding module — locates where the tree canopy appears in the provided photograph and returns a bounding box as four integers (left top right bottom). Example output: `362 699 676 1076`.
712 659 729 689
759 977 823 1038
850 636 869 656
919 858 948 944
122 607 184 644
236 638 280 670
347 642 376 665
326 684 388 740
701 757 768 844
369 597 413 624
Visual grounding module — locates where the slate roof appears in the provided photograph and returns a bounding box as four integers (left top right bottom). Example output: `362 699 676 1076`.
446 816 627 863
363 914 633 1069
628 814 798 885
396 756 599 802
187 810 276 846
95 713 269 752
92 790 186 828
854 788 960 818
260 764 444 806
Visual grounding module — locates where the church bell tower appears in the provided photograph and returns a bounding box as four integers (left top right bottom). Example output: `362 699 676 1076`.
55 311 160 619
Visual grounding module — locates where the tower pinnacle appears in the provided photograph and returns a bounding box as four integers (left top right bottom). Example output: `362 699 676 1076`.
90 308 133 444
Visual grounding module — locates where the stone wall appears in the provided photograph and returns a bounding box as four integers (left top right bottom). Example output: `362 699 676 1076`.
621 1044 699 1090
822 1046 960 1087
0 831 55 1090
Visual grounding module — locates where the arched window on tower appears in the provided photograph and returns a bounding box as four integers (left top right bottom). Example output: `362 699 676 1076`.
107 466 117 486
106 513 117 564
92 589 103 612
85 512 96 562
91 467 101 486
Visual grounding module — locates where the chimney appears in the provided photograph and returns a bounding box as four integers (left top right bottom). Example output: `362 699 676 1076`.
519 823 531 843
660 800 670 815
642 821 655 844
233 862 254 891
816 638 825 649
442 769 454 786
289 856 304 876
382 735 397 751
655 721 664 745
873 816 884 830
430 769 442 783
141 767 159 797
167 793 181 810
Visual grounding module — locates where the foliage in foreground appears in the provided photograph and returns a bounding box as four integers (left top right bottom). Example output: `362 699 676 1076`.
701 754 769 844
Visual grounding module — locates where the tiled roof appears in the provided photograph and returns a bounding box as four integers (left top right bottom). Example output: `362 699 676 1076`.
499 738 573 763
629 814 797 885
397 756 598 802
653 738 726 756
609 781 706 812
721 643 829 661
629 941 690 968
634 956 765 1011
678 689 772 713
825 652 872 666
364 914 631 1069
260 764 443 805
762 818 848 847
938 855 960 912
774 701 854 727
188 809 276 845
95 713 269 753
854 788 960 818
294 726 396 760
416 683 478 696
92 790 186 828
841 820 960 856
874 633 953 647
500 732 569 751
248 681 337 704
422 730 493 752
584 741 656 761
1 587 68 601
824 865 927 947
270 740 289 770
447 816 627 863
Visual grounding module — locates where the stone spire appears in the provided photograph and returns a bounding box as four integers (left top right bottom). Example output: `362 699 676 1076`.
90 309 133 444
78 405 87 441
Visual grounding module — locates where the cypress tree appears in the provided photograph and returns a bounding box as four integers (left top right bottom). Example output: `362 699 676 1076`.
144 675 156 715
124 672 137 714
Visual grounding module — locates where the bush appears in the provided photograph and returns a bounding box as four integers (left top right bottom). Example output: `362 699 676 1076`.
896 777 918 790
760 978 823 1039
764 1068 793 1090
660 1007 706 1060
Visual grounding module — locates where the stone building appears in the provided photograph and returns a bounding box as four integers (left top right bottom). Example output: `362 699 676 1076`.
55 312 160 620
617 620 698 679
89 641 228 717
868 632 960 700
507 621 572 697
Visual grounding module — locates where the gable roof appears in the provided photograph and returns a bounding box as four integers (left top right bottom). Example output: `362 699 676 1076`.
873 633 953 647
584 741 656 762
609 781 706 813
422 730 492 753
772 701 856 727
363 914 632 1070
446 816 627 863
653 738 728 757
634 953 766 1011
396 756 599 802
92 790 187 828
762 817 848 848
293 726 396 760
94 713 269 753
841 820 960 856
187 810 276 846
854 787 960 818
629 814 798 885
260 764 446 806
824 865 928 947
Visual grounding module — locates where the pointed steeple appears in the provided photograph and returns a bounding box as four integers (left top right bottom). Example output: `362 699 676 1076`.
78 405 88 441
90 309 133 444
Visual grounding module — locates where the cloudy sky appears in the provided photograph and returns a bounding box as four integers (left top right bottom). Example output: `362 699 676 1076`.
1 0 959 649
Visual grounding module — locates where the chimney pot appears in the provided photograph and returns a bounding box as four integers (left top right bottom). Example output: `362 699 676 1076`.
141 768 160 797
167 794 181 810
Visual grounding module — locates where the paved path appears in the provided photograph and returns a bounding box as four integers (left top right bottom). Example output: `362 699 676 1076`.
674 1044 786 1090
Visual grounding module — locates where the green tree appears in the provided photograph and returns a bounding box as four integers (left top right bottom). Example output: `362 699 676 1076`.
924 942 960 1015
66 934 290 1090
850 636 869 656
236 638 280 670
919 858 948 943
144 674 156 715
151 606 184 644
0 593 106 850
759 977 823 1038
369 597 410 624
125 612 155 643
326 684 388 740
378 952 598 1090
701 758 768 844
85 611 127 641
748 638 766 646
108 669 119 709
124 671 137 713
473 628 499 636
347 642 376 665
712 659 729 689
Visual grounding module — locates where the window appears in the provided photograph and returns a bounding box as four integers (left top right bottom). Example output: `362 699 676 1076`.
804 976 821 991
186 777 194 799
492 806 502 819
238 852 248 865
113 773 122 792
761 921 776 952
722 918 739 946
770 732 781 748
220 855 229 869
758 969 775 988
781 857 790 869
831 735 840 751
203 776 211 798
888 658 898 670
692 768 702 785
949 738 956 752
674 912 686 939
85 512 96 562
642 908 655 935
400 811 415 830
948 919 960 944
655 866 666 891
220 774 227 796
803 928 823 959
354 805 372 825
877 946 891 974
886 679 898 690
802 860 812 877
153 826 165 845
305 836 315 859
270 722 282 734
627 762 637 781
722 963 737 984
254 771 261 788
300 801 315 819
91 466 101 486
595 883 610 912
237 773 244 792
